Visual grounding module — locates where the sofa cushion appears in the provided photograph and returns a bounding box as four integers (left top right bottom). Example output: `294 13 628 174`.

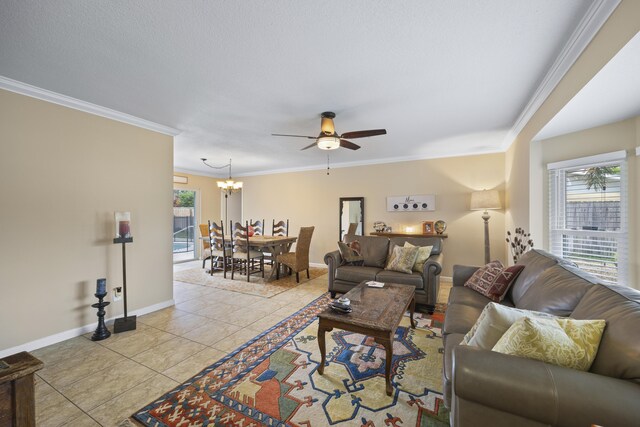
464 261 525 302
492 317 606 371
404 242 433 272
461 302 556 349
506 249 561 305
443 303 485 335
516 263 595 316
385 245 419 274
337 241 364 265
570 284 640 383
447 286 492 309
375 270 424 289
391 236 442 255
345 234 389 268
335 265 381 283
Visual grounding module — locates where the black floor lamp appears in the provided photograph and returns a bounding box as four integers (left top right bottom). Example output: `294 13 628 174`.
470 189 502 264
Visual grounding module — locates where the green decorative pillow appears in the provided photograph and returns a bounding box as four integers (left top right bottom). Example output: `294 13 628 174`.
385 245 419 274
492 317 606 371
337 241 364 266
461 302 556 349
404 242 433 272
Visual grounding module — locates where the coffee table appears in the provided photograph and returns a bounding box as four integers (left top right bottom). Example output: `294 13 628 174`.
317 281 417 396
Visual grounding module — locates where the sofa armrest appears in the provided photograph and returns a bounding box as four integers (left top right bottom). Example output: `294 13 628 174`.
324 250 342 291
420 252 443 307
452 265 479 287
452 345 640 427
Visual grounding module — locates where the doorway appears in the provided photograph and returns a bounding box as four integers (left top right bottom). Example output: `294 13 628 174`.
173 189 197 262
222 189 242 229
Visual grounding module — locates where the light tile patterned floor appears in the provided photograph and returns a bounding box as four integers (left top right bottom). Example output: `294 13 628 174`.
32 261 452 426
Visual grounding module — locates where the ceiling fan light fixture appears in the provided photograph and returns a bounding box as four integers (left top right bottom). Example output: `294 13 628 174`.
317 136 340 150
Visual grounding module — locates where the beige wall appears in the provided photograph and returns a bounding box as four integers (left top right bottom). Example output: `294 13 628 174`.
240 153 506 276
173 172 222 258
0 89 174 353
535 117 639 289
506 0 640 245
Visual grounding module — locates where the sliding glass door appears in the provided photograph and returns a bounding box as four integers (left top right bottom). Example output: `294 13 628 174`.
173 189 197 262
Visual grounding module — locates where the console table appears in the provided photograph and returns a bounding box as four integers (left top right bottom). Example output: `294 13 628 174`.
0 352 43 427
370 232 448 238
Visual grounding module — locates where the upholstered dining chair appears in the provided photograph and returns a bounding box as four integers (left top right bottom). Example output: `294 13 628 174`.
208 220 232 277
347 222 358 235
249 219 264 236
272 219 289 236
276 226 315 283
199 223 212 268
231 221 264 282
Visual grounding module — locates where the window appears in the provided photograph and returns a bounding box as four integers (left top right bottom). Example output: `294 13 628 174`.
548 151 628 286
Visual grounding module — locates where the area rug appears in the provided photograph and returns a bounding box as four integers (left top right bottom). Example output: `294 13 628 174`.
174 266 327 298
133 293 449 426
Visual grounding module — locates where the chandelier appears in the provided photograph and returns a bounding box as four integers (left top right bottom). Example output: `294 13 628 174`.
201 158 243 194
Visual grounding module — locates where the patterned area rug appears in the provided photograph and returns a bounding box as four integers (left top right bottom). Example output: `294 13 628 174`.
174 267 327 298
133 293 449 426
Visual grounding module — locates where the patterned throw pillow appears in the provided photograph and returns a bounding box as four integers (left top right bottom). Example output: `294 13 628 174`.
461 302 556 349
464 261 525 302
492 317 606 371
404 242 433 272
337 241 364 266
384 245 419 274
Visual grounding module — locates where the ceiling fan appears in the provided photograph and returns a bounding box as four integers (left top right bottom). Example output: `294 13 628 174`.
272 111 386 151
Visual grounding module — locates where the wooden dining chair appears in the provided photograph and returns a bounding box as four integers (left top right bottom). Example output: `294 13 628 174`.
231 221 264 282
199 223 212 268
249 219 264 236
272 219 289 236
276 226 315 283
208 220 232 277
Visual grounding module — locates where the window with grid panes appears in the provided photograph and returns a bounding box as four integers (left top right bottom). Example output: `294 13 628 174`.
548 151 628 286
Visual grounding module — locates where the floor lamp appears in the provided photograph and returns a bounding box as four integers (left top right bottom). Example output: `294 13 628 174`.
470 189 502 264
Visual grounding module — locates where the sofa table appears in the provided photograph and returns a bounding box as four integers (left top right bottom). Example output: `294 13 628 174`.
317 281 416 396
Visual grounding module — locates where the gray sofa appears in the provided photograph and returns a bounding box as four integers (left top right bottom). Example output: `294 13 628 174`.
444 249 640 426
324 234 443 310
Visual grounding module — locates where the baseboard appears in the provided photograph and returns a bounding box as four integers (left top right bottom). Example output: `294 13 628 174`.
309 262 328 268
0 299 175 359
441 275 452 282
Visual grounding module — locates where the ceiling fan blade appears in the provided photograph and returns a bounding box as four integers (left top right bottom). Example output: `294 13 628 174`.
340 139 361 150
340 129 387 139
300 141 318 150
272 133 316 139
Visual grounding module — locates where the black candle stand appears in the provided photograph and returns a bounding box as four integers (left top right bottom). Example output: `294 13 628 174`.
113 236 136 333
91 293 111 341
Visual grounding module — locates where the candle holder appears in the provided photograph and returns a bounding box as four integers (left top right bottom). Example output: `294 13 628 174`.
91 293 111 341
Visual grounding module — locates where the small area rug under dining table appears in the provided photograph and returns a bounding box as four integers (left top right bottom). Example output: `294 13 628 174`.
133 293 449 426
174 266 327 298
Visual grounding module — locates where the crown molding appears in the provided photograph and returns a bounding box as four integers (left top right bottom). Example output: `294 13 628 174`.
0 75 181 136
502 0 621 150
234 148 505 177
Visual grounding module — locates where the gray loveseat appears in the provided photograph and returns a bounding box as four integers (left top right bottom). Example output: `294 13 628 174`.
324 234 443 310
444 249 640 426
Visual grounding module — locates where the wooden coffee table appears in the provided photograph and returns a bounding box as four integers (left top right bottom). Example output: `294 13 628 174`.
317 281 416 396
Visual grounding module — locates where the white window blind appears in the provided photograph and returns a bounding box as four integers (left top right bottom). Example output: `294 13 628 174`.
548 151 628 286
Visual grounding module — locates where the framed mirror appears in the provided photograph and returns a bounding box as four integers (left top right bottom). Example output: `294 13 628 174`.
339 197 364 241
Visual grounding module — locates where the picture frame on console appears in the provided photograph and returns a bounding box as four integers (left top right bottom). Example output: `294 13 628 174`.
422 221 434 234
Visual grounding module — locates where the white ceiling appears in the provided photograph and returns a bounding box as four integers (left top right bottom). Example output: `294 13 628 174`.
0 1 608 176
536 31 640 141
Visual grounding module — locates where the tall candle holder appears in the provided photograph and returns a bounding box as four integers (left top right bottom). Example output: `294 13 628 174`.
91 293 111 341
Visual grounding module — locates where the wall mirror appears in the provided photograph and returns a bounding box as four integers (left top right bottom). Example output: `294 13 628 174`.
339 197 364 241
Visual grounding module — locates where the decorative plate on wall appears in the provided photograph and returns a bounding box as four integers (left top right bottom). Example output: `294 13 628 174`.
434 220 447 234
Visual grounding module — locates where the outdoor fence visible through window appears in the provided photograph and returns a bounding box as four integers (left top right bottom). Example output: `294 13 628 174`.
548 151 628 286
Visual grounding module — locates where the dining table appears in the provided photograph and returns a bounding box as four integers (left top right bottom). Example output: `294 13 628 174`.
201 234 297 282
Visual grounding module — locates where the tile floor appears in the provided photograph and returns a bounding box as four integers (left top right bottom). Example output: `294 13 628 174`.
31 261 452 426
